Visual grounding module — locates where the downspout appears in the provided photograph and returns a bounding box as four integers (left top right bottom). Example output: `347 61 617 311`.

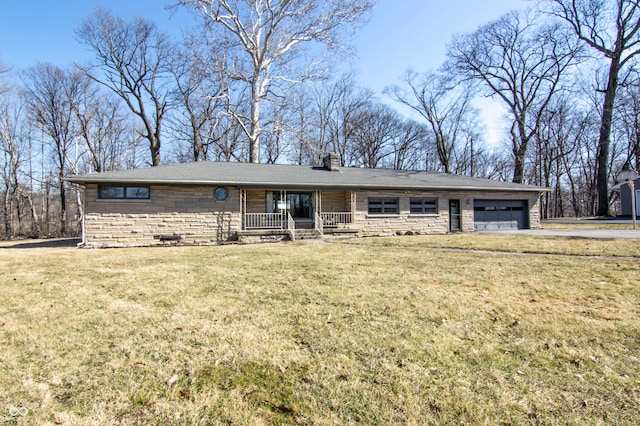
79 185 86 247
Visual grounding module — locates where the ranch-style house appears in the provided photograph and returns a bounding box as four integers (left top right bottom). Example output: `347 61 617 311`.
66 154 546 248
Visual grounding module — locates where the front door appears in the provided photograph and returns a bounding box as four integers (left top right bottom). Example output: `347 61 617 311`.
271 192 312 219
286 193 312 219
449 199 461 232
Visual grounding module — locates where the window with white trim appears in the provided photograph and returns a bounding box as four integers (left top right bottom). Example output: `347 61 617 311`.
368 198 399 215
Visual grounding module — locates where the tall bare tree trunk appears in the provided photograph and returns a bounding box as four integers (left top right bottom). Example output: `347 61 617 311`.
249 77 261 164
58 170 66 236
3 186 11 238
595 56 620 216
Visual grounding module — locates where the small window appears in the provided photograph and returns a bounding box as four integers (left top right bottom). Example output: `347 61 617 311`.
214 187 228 201
98 185 150 200
368 198 399 215
410 198 438 214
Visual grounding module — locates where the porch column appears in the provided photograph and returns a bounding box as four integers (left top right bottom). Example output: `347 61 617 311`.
240 188 246 230
315 191 321 217
350 191 356 223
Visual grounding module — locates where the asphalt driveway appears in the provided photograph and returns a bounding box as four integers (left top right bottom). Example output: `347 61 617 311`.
485 228 640 239
482 218 640 239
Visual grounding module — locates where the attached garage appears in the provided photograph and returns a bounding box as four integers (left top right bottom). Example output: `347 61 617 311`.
473 199 529 230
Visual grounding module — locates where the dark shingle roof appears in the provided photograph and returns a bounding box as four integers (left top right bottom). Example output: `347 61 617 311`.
66 161 546 193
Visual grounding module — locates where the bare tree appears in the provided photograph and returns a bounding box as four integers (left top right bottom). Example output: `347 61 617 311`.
616 70 640 171
325 77 376 167
22 64 84 236
301 74 374 166
76 8 173 166
286 84 318 165
261 97 290 164
0 96 24 237
286 74 376 166
546 0 640 215
175 0 374 163
349 102 401 168
0 60 10 96
447 9 582 183
528 97 579 217
525 90 601 217
71 75 136 173
167 43 229 163
386 70 480 173
389 119 430 171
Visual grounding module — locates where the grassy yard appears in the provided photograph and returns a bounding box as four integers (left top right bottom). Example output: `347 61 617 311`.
541 220 636 230
0 235 639 425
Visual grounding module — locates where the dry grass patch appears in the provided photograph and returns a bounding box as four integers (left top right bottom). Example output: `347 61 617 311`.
341 232 640 257
0 236 639 424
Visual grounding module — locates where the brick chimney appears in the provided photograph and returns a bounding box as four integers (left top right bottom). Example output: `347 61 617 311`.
323 152 340 172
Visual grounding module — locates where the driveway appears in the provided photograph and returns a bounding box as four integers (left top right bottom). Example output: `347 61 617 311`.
482 218 640 239
485 228 640 239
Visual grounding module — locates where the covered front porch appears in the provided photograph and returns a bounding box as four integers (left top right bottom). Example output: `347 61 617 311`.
239 189 357 240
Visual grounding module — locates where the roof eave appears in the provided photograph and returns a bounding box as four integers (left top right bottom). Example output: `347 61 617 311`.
66 177 547 193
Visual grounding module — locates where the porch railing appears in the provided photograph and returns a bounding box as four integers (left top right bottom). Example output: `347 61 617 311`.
314 213 323 237
320 212 353 226
244 213 286 230
287 212 296 241
243 211 353 231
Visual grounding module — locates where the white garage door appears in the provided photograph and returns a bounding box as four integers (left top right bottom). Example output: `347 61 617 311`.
474 200 529 231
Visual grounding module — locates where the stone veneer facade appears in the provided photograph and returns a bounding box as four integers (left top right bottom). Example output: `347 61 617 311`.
80 184 541 248
82 184 241 248
354 190 541 236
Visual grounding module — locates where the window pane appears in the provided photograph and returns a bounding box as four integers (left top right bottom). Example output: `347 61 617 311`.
369 198 399 214
424 199 437 213
368 198 382 214
99 186 124 199
126 187 150 199
410 198 437 214
383 199 398 213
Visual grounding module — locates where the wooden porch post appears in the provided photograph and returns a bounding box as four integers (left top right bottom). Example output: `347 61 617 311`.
315 191 321 217
240 189 246 230
350 191 356 223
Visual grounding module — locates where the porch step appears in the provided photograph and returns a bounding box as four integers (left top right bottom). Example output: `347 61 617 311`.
294 229 322 240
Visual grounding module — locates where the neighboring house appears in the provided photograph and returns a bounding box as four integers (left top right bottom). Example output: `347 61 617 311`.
66 154 547 248
615 177 640 217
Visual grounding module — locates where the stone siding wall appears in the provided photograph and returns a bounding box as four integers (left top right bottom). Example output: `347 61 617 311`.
83 184 240 247
528 196 542 229
353 190 542 236
354 190 450 236
81 184 542 247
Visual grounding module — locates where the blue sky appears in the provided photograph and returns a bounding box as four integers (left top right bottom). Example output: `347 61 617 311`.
0 0 524 143
1 0 522 90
